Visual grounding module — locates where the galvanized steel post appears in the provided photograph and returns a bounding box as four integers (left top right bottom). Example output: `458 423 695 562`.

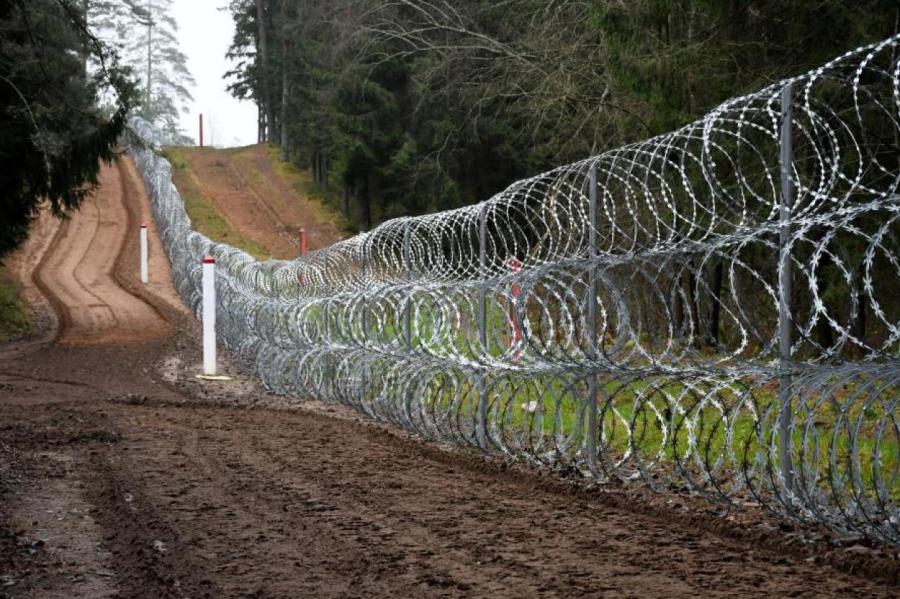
778 82 794 493
403 220 413 353
585 163 599 472
360 231 369 401
477 204 489 449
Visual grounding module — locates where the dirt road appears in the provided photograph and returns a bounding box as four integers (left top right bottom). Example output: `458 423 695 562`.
0 156 897 598
31 160 180 346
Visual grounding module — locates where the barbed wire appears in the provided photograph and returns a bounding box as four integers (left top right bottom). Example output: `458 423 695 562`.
127 34 900 545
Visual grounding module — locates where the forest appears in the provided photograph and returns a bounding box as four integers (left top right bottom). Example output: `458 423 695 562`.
226 0 900 231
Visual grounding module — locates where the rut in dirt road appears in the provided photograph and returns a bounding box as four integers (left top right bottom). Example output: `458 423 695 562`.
0 156 897 598
34 162 169 345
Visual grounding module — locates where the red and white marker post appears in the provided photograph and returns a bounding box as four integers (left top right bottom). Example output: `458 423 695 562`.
139 223 149 284
299 228 308 256
202 255 217 376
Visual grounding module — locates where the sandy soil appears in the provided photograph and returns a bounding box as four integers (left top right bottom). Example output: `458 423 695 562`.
176 145 344 259
0 155 897 598
29 160 183 347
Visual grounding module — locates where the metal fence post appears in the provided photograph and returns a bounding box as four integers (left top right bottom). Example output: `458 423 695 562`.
360 233 369 402
403 221 413 353
477 204 489 449
778 82 794 494
585 163 599 472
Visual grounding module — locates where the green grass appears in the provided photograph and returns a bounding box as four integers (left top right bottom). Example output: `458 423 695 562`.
0 266 30 342
262 146 354 236
162 147 271 261
357 295 899 498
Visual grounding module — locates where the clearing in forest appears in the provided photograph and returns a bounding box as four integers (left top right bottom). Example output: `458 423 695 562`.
165 144 348 260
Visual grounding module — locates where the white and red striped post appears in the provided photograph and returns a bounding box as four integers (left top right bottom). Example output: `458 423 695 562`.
139 223 149 284
202 255 217 376
299 227 308 256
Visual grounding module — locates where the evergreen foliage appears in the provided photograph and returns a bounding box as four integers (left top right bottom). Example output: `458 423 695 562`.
227 0 899 232
89 0 194 143
0 0 137 258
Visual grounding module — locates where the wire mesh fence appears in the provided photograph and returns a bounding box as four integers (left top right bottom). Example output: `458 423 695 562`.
127 35 900 545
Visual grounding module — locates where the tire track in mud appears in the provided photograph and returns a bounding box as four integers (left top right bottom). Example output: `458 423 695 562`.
89 404 896 598
32 159 172 346
1 154 898 598
0 156 196 598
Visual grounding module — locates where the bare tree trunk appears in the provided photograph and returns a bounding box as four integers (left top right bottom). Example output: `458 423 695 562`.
707 260 724 347
320 153 328 189
145 0 153 114
279 0 289 159
361 175 372 231
672 268 685 340
82 0 90 73
256 0 275 144
258 104 265 143
687 259 700 349
279 80 288 158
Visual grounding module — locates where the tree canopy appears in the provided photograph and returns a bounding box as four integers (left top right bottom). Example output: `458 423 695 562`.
228 0 900 231
89 0 194 143
0 0 137 258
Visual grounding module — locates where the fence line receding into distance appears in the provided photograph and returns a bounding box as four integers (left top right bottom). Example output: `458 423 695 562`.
127 35 900 545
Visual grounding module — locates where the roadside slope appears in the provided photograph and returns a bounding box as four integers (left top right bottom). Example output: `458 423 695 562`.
166 144 347 260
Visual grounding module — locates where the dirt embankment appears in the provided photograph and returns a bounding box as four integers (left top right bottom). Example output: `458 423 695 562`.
167 144 345 259
0 154 897 598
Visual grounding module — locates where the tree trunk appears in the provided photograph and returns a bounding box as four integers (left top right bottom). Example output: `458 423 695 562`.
361 175 372 231
319 153 328 189
258 104 265 143
279 0 289 158
256 0 275 144
145 0 153 114
707 260 724 348
851 271 867 359
82 0 90 73
672 268 685 341
687 259 700 348
279 28 289 159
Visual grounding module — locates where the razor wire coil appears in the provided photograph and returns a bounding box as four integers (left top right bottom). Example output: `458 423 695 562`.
128 35 900 545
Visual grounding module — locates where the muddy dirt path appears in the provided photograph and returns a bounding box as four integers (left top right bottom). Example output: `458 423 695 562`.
31 160 179 346
0 156 897 598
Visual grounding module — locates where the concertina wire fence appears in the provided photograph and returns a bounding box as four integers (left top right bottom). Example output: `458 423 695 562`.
126 35 900 545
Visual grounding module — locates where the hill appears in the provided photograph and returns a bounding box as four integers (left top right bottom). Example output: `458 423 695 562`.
165 144 349 260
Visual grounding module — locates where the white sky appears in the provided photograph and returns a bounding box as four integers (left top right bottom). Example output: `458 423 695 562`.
171 0 257 147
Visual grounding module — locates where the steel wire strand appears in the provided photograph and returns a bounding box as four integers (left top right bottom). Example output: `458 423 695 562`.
126 35 900 544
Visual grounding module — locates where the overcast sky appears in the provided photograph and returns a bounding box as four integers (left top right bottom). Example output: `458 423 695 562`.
171 1 257 147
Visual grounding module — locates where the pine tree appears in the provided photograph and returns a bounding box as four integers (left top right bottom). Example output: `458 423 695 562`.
93 0 194 144
0 0 137 257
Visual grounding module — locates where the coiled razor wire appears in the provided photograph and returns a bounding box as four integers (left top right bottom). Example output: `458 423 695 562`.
127 36 900 545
